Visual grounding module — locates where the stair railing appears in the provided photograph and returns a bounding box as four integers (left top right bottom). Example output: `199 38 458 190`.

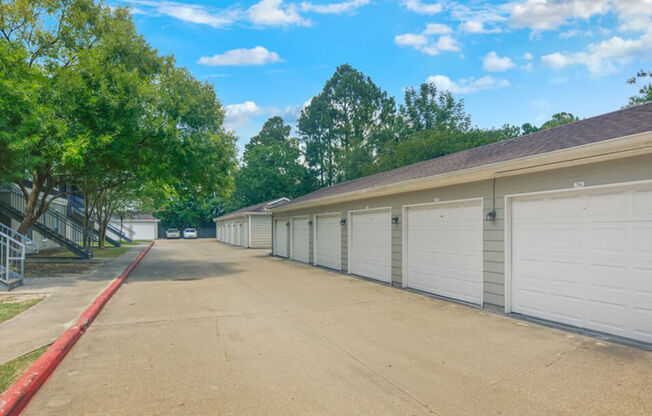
0 227 25 289
0 184 96 256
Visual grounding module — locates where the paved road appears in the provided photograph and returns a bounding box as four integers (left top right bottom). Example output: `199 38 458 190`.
25 240 652 415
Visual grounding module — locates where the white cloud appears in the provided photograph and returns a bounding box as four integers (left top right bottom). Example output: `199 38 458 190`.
423 23 452 35
459 20 501 33
482 51 515 72
509 0 610 31
395 24 460 56
247 0 310 27
301 0 369 14
558 29 589 38
127 0 239 28
402 0 443 15
450 3 507 33
522 62 534 71
435 35 460 52
394 33 429 48
198 46 282 66
541 31 652 75
225 100 306 131
426 74 510 94
611 0 652 31
225 101 266 130
523 52 533 60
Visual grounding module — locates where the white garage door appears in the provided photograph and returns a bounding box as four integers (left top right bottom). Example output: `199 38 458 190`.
274 219 288 257
243 221 249 248
237 223 243 246
404 199 483 305
510 183 652 343
228 224 234 245
129 222 157 240
349 209 391 283
291 217 310 263
315 214 341 271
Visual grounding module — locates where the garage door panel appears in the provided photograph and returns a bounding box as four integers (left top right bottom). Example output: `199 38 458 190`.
634 308 652 339
405 200 483 305
274 220 288 257
291 218 310 263
635 227 652 253
633 189 652 215
316 215 341 271
350 210 391 283
511 185 652 343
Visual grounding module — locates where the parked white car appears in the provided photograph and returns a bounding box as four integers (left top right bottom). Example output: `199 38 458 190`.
183 228 198 239
165 228 181 239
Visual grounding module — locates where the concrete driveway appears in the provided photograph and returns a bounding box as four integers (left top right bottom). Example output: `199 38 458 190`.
25 240 652 415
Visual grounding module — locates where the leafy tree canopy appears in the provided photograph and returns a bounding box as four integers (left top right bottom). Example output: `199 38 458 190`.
626 70 652 106
519 112 580 136
231 117 316 209
298 64 398 185
399 83 471 135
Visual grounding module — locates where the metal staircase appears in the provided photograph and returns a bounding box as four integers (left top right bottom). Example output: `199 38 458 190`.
68 195 132 244
0 184 96 259
0 223 27 290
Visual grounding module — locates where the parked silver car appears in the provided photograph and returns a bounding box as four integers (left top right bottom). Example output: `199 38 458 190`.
165 228 181 239
183 228 198 239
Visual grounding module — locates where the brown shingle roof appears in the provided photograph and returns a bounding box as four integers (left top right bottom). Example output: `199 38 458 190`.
214 198 290 221
278 102 652 209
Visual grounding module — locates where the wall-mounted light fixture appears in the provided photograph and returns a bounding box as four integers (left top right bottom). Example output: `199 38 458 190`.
392 216 399 224
308 220 313 225
286 221 290 226
340 218 346 225
485 210 496 221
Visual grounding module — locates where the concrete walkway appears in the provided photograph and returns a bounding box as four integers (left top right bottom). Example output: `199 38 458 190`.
0 244 148 364
24 239 652 415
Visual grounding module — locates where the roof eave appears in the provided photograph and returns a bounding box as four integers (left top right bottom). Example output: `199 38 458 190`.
213 211 271 222
271 130 652 213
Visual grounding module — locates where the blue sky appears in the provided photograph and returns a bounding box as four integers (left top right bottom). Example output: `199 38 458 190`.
114 0 652 152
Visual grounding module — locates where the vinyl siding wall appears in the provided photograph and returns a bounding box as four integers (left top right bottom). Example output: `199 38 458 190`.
272 153 652 310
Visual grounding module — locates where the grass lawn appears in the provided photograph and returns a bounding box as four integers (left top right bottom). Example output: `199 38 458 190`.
31 248 77 259
0 346 49 394
92 246 131 258
0 297 44 324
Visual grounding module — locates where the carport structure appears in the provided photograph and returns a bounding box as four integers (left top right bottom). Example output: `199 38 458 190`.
271 102 652 345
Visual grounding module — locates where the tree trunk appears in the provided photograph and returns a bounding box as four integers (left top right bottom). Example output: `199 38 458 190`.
16 171 47 235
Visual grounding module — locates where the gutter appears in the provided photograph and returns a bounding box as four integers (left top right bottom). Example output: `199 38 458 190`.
271 131 652 213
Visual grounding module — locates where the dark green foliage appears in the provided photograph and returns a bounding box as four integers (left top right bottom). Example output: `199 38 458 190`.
519 112 580 135
298 64 398 185
376 126 520 172
231 117 317 209
626 70 652 106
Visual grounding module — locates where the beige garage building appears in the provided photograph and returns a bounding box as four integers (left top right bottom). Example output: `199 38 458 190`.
271 103 652 344
214 198 289 249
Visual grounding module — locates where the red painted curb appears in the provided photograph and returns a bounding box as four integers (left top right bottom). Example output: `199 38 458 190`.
0 241 155 416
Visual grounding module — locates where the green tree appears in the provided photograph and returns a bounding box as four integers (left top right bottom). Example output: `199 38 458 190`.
0 0 103 234
298 64 398 185
232 117 315 208
539 112 579 130
520 112 579 136
1 1 237 244
399 83 471 135
376 126 519 171
627 70 652 106
520 122 539 135
155 193 228 229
